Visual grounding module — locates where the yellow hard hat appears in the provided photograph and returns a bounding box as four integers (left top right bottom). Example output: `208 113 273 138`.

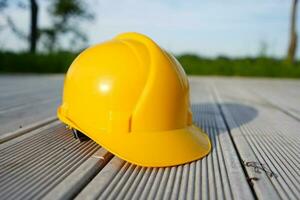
57 32 211 167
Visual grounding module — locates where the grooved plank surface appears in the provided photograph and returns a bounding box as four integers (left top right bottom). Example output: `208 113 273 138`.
0 75 300 200
0 121 100 200
224 79 300 120
210 78 300 200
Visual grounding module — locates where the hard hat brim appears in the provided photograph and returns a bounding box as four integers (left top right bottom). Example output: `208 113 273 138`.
58 108 211 167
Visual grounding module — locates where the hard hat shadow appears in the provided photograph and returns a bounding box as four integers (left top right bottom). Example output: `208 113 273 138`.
192 102 258 133
191 102 258 152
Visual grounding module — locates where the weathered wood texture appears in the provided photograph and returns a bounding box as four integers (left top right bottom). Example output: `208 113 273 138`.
0 76 299 200
211 78 300 200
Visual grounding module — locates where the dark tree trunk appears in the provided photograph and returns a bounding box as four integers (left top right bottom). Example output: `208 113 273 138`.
29 0 38 53
287 0 298 64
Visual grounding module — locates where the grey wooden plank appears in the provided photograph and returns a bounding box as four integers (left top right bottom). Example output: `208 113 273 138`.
0 88 61 112
75 79 254 200
0 75 64 135
211 78 300 200
0 75 63 98
212 78 300 120
2 76 299 200
0 98 61 135
74 157 126 200
42 149 113 200
250 83 300 120
0 116 56 144
0 121 100 200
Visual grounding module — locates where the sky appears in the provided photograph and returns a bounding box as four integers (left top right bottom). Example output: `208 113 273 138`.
0 0 299 58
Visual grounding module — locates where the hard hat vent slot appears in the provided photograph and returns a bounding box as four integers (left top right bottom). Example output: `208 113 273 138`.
128 116 132 132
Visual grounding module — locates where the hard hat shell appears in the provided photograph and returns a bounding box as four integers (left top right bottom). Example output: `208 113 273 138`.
58 32 211 167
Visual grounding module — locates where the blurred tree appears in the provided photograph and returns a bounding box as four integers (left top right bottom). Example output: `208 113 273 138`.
0 0 8 31
2 0 93 53
258 40 268 58
3 0 39 53
0 0 7 10
40 0 94 52
286 0 298 64
29 0 38 53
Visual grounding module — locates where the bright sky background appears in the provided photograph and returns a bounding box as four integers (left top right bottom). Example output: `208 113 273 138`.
0 0 299 58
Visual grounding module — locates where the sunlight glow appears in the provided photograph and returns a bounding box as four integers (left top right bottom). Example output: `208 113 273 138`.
99 82 111 93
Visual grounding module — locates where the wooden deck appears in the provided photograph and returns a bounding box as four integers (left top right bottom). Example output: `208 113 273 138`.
0 75 299 200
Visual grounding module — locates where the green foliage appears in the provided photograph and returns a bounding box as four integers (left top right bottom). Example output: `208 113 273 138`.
0 52 300 78
0 52 76 73
50 0 93 20
178 54 300 78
